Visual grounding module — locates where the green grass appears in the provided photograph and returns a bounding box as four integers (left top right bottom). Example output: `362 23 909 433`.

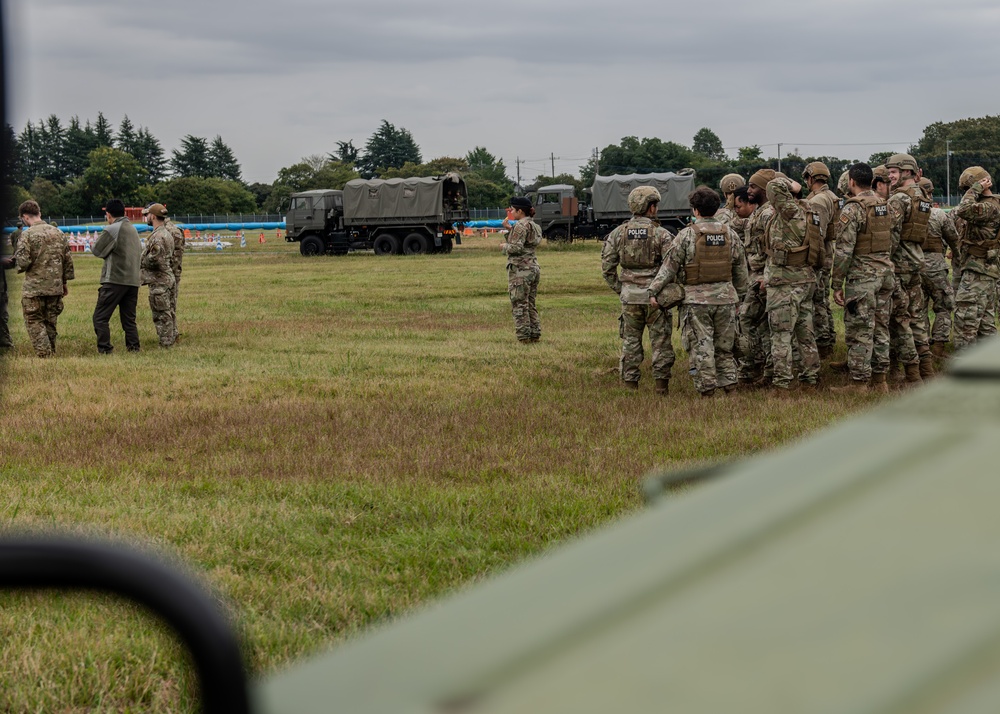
0 234 880 711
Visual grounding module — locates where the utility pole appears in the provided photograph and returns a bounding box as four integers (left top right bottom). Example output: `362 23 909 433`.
551 153 555 178
946 139 952 206
594 147 600 177
777 143 782 174
516 156 522 189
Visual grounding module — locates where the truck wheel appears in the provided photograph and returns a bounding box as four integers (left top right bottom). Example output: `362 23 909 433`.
402 233 429 255
299 235 325 256
546 227 569 242
373 234 400 255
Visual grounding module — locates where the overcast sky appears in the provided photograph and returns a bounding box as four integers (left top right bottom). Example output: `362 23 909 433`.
6 0 999 185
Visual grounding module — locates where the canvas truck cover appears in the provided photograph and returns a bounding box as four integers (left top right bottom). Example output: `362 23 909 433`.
343 173 465 225
591 172 695 216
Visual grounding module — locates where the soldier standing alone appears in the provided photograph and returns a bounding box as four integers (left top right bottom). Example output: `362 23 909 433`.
500 196 542 343
649 186 748 397
141 204 176 348
13 200 75 357
601 186 675 394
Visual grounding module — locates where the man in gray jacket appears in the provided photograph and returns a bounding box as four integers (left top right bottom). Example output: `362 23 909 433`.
92 198 141 353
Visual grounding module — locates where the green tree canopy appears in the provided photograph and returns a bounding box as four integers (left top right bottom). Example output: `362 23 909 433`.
208 136 242 182
358 120 422 178
82 146 148 208
171 135 212 178
693 128 726 161
152 176 256 215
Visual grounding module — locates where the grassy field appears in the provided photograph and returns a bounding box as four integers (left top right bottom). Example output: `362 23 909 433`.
0 233 883 711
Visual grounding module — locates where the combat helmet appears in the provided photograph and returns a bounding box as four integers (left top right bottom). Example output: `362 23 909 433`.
885 153 919 173
719 173 745 194
802 161 831 181
628 186 661 215
872 165 890 184
958 166 991 191
837 170 850 196
918 177 934 195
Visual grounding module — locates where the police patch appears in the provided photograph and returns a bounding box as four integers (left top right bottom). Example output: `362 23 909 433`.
874 205 888 217
811 213 821 226
626 228 649 240
918 201 931 213
705 234 726 247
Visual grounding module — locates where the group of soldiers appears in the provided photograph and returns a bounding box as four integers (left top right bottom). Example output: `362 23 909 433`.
600 154 1000 396
0 198 185 357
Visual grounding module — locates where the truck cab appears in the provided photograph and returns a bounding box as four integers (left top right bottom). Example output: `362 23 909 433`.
284 190 349 256
529 184 579 241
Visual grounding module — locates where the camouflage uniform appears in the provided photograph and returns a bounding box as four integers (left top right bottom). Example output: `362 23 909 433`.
501 217 542 342
649 217 748 395
831 190 894 383
952 182 1000 351
737 202 774 381
763 179 819 389
887 184 929 369
141 225 176 347
13 222 75 357
1 231 16 351
165 218 185 340
805 186 840 354
602 216 674 385
921 207 959 348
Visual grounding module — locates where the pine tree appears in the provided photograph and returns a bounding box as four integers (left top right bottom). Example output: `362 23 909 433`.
357 120 421 178
116 115 139 157
64 116 99 180
134 127 168 183
171 135 212 178
207 135 242 182
93 112 114 148
38 115 68 183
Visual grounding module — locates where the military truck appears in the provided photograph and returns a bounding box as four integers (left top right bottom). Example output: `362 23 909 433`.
284 173 469 256
529 170 696 241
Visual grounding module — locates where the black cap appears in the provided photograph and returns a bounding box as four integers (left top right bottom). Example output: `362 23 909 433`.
509 196 532 210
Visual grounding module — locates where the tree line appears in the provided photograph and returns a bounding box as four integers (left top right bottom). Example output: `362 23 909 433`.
6 113 1000 221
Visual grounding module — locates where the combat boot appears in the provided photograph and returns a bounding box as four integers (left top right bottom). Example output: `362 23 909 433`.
700 388 716 398
828 360 848 373
830 379 869 395
919 353 935 380
818 343 834 360
903 362 923 385
722 384 738 394
870 372 889 394
623 380 639 391
930 341 948 359
654 379 669 396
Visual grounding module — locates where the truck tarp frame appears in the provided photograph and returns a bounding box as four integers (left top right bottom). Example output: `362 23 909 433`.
590 172 695 215
343 173 466 225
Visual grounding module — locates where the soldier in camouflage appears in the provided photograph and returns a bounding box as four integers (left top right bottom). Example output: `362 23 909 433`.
715 174 745 231
872 165 891 201
13 200 75 357
803 162 840 359
601 186 675 393
917 177 959 361
649 186 748 397
0 224 17 352
952 167 1000 351
146 203 186 342
501 196 542 343
763 177 820 391
829 164 893 394
141 204 177 348
737 169 777 386
885 153 928 384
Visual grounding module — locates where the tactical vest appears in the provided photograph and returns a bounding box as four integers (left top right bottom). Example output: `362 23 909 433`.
897 185 932 244
765 206 812 268
923 210 944 254
801 201 825 268
845 194 891 255
961 197 1000 258
684 223 732 285
618 219 662 270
